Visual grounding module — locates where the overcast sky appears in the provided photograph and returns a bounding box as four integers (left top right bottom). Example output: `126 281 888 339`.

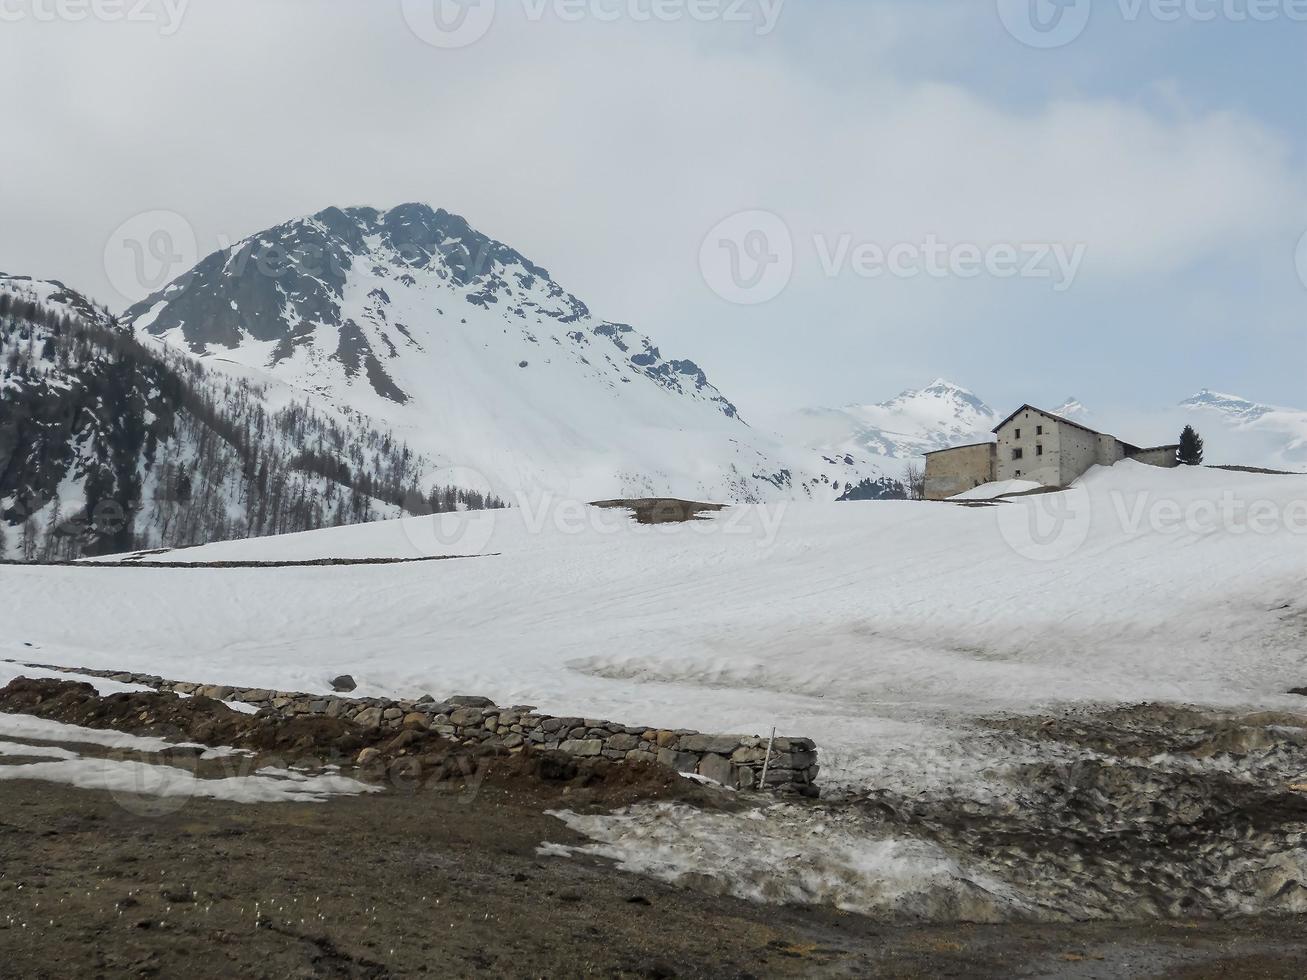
2 0 1303 421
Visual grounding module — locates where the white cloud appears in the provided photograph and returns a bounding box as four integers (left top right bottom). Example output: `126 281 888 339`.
0 1 1302 413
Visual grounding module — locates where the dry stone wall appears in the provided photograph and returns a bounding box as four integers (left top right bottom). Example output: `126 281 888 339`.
13 664 820 796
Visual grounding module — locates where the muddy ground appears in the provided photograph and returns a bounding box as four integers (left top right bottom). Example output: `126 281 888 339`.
3 681 1307 977
5 775 1307 979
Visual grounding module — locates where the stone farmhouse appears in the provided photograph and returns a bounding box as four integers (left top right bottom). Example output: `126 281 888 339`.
923 404 1179 500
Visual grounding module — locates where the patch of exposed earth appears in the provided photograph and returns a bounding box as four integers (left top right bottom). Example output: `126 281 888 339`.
855 703 1307 919
3 681 1307 975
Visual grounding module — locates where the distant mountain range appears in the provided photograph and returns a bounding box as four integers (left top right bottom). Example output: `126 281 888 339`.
778 384 1306 475
3 203 1300 561
1180 389 1307 470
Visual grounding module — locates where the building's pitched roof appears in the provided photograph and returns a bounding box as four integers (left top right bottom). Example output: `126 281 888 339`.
922 440 996 457
992 404 1104 437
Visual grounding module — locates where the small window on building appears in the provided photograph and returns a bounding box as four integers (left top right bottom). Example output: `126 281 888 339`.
1012 448 1023 461
1036 444 1044 456
1014 428 1021 439
1037 425 1043 435
1015 470 1021 478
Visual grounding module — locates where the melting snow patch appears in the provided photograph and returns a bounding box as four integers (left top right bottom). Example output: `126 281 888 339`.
0 756 379 804
543 803 1027 922
0 713 246 760
0 739 78 760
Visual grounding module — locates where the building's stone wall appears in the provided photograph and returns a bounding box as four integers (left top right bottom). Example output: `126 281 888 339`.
1053 420 1099 486
1095 433 1126 467
924 442 996 500
995 408 1064 486
1127 446 1180 468
14 664 820 796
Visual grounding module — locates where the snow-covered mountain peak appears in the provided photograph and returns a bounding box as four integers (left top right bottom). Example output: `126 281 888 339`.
119 204 886 502
1180 389 1275 423
875 378 992 420
845 379 996 454
1180 389 1307 470
1052 397 1090 420
124 202 737 419
772 379 996 470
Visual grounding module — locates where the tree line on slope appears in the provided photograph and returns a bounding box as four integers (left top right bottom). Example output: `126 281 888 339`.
0 290 504 561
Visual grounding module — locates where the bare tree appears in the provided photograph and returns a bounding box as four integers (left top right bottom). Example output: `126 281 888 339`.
21 516 39 562
904 462 926 501
41 494 62 561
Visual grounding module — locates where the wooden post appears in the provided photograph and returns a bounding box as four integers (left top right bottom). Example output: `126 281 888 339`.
758 726 777 791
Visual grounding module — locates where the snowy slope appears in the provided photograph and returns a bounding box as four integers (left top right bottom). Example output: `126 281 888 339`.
1182 389 1307 470
0 274 115 330
122 204 879 503
0 274 424 560
770 379 996 478
8 462 1305 797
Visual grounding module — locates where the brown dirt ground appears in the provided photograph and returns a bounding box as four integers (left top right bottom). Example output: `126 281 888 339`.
3 681 1307 978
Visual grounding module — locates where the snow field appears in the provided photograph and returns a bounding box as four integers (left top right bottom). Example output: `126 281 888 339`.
3 462 1305 797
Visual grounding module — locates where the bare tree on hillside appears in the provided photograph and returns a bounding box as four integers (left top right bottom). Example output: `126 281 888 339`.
904 462 926 501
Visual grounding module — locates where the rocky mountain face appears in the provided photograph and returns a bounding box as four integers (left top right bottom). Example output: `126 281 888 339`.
0 275 499 561
122 203 861 503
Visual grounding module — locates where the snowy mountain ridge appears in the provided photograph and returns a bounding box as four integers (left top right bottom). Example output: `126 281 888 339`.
1180 388 1307 469
1181 389 1279 423
770 379 997 472
122 203 884 503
